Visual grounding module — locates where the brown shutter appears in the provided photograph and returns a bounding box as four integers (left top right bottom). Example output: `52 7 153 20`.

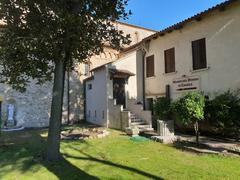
192 38 207 70
164 48 175 73
146 55 154 77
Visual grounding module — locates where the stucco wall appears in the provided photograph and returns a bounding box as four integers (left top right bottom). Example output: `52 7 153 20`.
85 68 107 126
145 3 240 100
109 51 138 100
114 22 156 45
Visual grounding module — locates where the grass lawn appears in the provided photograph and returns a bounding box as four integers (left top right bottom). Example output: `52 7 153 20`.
0 126 240 180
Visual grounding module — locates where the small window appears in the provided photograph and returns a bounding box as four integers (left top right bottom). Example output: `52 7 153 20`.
192 38 207 70
164 48 175 73
88 84 92 90
95 110 97 118
146 55 155 77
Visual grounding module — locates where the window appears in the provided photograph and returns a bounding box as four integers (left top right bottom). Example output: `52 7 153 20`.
192 38 207 70
164 48 175 73
146 55 155 77
88 83 92 90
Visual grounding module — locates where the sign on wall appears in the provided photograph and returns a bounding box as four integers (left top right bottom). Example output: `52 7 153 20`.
172 76 200 92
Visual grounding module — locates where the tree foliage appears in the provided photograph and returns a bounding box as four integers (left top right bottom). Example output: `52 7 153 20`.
0 0 131 91
172 92 205 145
172 92 205 125
153 97 171 120
0 0 131 161
205 90 240 139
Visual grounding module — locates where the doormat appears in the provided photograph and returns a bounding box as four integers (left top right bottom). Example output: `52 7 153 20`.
130 136 149 142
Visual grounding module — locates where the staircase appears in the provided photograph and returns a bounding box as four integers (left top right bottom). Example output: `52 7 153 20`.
129 112 153 132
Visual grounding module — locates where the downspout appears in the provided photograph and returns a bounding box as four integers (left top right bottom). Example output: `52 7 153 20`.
142 49 146 110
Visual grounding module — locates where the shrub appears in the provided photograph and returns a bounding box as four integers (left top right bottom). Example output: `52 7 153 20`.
172 92 205 145
205 90 240 140
153 97 171 120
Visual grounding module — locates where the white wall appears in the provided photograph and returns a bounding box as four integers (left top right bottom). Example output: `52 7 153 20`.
145 2 240 100
109 51 138 100
85 68 107 126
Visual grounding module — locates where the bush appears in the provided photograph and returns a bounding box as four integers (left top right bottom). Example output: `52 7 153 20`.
172 92 205 145
153 97 171 120
205 90 240 140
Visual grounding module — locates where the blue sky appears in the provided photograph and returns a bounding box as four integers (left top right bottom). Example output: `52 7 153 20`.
122 0 226 31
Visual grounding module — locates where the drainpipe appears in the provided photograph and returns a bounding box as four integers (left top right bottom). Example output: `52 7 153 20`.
142 49 146 110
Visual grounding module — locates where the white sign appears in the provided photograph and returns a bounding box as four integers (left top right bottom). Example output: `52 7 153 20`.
173 76 200 92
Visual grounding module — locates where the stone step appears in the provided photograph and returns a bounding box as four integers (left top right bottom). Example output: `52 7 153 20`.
131 124 151 129
130 121 146 126
139 127 154 132
131 118 144 123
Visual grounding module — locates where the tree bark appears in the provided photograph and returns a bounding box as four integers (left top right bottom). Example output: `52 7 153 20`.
194 121 200 146
46 59 66 161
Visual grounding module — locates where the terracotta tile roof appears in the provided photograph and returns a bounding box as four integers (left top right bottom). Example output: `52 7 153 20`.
109 68 135 76
122 0 238 52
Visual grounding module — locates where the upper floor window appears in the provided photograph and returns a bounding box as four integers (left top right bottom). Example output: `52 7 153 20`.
164 48 175 73
192 38 207 70
146 55 155 78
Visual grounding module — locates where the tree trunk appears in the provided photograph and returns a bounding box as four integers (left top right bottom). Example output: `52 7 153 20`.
46 59 66 161
194 121 200 146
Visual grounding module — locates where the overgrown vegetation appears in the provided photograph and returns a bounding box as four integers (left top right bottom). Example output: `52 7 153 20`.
172 92 205 146
153 97 171 120
205 90 240 140
153 90 240 141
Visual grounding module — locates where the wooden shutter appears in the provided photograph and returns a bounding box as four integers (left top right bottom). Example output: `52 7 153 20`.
146 55 154 77
192 38 207 70
164 48 175 73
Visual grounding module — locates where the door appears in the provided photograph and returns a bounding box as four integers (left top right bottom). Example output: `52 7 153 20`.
113 78 126 108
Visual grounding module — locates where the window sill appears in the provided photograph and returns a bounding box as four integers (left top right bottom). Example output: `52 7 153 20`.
146 75 156 79
163 71 178 76
190 67 210 73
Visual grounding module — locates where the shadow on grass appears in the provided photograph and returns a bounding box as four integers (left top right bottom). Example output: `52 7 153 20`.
0 129 98 179
40 156 99 180
0 128 163 179
63 144 163 180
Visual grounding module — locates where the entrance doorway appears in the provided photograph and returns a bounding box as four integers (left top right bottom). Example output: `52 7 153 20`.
113 78 126 108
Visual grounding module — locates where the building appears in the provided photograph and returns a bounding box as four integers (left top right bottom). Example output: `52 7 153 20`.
85 49 153 130
0 21 156 127
144 0 240 109
85 0 240 129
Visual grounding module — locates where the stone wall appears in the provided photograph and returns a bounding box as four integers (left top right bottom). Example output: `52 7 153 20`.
0 70 84 128
0 81 52 127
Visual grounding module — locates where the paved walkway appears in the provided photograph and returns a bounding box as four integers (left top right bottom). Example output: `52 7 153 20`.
176 133 240 154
